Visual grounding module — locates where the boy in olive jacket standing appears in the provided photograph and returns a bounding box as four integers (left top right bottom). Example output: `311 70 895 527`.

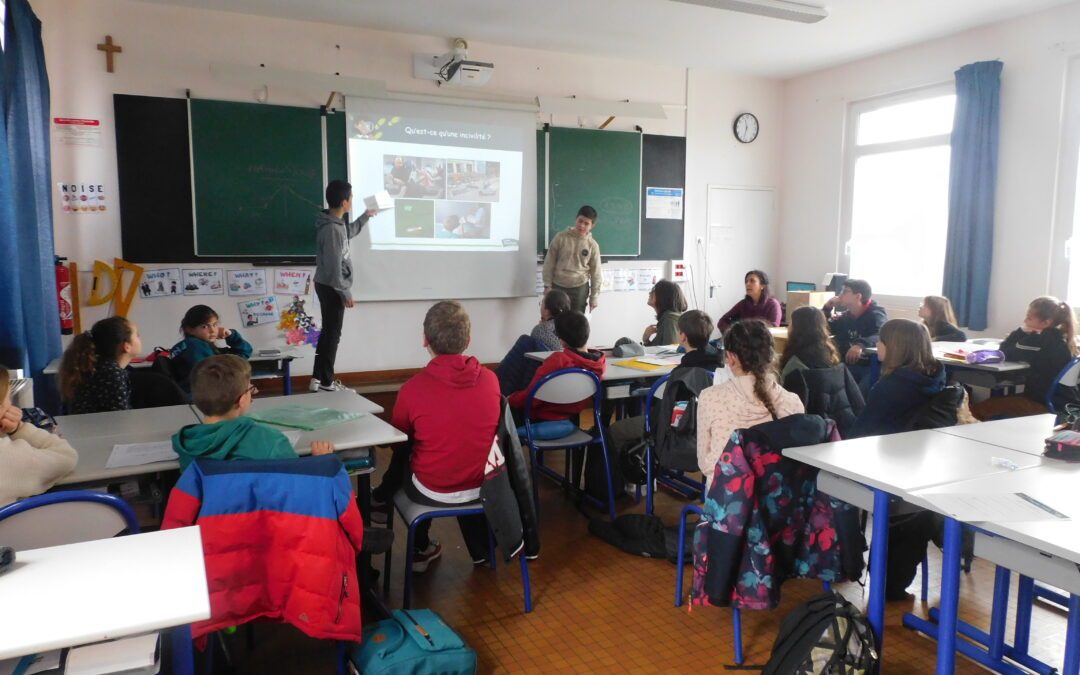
542 205 601 314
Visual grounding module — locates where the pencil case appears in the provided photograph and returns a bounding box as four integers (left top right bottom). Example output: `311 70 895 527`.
1044 429 1080 462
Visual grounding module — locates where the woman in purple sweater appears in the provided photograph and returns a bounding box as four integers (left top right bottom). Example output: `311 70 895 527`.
717 270 782 331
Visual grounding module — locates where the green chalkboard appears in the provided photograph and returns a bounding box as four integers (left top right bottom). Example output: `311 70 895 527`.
544 127 641 256
190 99 325 257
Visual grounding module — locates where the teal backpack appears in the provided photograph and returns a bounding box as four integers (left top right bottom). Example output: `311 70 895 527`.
350 609 476 675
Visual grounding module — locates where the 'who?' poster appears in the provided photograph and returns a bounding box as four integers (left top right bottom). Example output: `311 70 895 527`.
237 295 280 327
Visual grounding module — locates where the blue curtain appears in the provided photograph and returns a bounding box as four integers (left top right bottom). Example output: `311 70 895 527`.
942 60 1002 331
0 0 61 409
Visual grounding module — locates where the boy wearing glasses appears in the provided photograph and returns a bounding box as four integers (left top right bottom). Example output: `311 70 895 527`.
172 355 334 470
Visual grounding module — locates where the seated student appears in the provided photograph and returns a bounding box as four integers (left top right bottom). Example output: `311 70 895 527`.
779 306 842 380
508 311 607 421
172 355 331 471
697 319 804 484
971 296 1080 420
59 316 142 414
780 306 865 438
717 270 782 331
370 301 500 570
170 305 253 389
610 309 721 456
919 295 967 343
531 288 571 352
823 278 888 393
851 319 947 437
0 369 78 506
494 289 572 396
642 280 687 346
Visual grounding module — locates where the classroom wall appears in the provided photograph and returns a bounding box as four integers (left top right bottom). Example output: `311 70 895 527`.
33 0 783 370
778 1 1080 337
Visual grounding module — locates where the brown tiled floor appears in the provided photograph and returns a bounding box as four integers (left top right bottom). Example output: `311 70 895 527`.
230 446 1071 674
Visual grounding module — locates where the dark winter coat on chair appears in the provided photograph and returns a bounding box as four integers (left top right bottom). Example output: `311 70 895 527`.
690 415 866 610
782 364 866 439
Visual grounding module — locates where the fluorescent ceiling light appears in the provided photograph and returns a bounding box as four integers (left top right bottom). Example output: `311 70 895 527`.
670 0 828 24
537 96 667 119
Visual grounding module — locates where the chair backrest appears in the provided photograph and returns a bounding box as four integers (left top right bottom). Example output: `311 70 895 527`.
1048 356 1080 411
0 491 139 551
526 368 601 407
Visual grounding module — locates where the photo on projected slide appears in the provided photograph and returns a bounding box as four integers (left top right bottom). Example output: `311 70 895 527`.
383 156 446 200
435 202 491 240
446 160 500 203
394 199 435 238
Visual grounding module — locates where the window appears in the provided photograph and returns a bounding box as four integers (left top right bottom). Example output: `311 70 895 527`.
840 86 956 301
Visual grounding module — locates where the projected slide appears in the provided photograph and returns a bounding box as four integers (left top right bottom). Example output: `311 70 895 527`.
347 111 522 252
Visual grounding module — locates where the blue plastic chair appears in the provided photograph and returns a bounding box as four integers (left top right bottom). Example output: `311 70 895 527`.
1046 356 1080 415
520 368 617 520
0 490 140 548
641 374 706 515
387 491 533 614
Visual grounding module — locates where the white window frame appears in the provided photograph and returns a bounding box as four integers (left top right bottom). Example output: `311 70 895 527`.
838 82 955 308
1051 55 1080 304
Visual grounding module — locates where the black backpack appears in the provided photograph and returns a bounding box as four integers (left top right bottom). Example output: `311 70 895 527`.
763 591 878 675
652 367 715 473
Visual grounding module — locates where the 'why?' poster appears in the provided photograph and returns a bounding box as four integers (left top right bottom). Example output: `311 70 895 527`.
237 295 280 327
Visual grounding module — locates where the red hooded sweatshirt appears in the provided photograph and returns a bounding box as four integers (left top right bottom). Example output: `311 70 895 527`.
392 354 501 494
508 348 607 420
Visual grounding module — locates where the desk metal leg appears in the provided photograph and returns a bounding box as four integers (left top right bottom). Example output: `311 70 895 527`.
1064 594 1080 675
935 516 962 675
1014 574 1034 654
867 488 890 651
171 624 195 675
988 565 1011 660
282 360 292 396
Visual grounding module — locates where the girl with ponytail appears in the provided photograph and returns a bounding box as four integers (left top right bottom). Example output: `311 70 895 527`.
696 319 803 484
59 316 142 413
972 296 1080 420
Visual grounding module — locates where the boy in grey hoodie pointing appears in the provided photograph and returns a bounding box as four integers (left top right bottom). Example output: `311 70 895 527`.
311 180 377 392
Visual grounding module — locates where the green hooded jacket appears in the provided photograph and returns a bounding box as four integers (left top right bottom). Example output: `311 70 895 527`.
171 416 297 471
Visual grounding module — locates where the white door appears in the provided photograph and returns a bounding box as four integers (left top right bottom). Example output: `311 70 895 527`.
704 186 777 324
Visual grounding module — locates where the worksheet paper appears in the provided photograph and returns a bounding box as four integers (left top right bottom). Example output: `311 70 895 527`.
106 441 177 468
919 493 1070 523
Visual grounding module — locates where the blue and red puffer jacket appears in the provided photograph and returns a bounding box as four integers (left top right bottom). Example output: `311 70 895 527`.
162 455 365 641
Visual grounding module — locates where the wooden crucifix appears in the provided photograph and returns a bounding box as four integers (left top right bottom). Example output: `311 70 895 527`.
97 35 122 73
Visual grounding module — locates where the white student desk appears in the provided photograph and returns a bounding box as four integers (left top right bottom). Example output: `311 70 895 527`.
525 346 678 398
783 431 1044 674
54 390 394 486
907 460 1080 675
0 527 209 661
43 345 306 394
932 414 1057 455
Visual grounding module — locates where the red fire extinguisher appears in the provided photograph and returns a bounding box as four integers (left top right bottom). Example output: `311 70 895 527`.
55 256 73 335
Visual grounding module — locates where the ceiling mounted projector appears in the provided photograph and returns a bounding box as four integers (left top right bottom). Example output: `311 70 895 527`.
413 38 494 87
670 0 828 23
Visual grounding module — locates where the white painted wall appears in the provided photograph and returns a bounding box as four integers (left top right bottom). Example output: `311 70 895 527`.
33 0 783 371
778 1 1080 337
